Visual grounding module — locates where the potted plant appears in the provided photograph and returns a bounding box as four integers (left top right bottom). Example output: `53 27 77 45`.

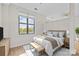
75 27 79 38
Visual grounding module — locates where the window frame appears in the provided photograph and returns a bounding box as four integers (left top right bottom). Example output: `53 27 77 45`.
18 15 35 35
27 17 35 34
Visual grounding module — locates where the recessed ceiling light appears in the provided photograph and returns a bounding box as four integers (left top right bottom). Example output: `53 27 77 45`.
40 3 43 4
34 8 39 11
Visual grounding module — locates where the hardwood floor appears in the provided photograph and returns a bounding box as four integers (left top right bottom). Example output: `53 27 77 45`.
9 46 25 56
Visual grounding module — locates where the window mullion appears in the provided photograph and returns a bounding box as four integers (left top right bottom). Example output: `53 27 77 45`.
27 18 28 34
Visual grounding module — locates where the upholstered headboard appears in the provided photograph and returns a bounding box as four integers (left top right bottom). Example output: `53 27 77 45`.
46 30 67 38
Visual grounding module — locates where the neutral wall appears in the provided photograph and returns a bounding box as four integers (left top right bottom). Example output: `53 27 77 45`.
45 18 70 31
0 4 2 26
1 4 45 48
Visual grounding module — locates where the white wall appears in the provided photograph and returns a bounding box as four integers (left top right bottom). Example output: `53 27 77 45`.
72 4 79 54
1 4 45 48
2 4 10 37
0 4 2 26
45 18 70 30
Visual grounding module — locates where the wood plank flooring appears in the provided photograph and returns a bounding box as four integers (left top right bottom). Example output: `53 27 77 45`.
9 46 25 56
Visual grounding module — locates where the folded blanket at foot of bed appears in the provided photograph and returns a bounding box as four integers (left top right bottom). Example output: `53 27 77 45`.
45 37 58 49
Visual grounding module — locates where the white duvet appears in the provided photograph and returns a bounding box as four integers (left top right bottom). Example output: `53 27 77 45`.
33 35 64 56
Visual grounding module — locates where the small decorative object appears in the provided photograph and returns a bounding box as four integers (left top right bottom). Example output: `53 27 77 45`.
75 27 79 38
66 30 70 37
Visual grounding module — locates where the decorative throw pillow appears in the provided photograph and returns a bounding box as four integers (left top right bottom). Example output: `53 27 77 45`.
52 32 58 37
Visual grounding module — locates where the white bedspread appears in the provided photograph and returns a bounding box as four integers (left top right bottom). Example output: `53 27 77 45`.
33 35 64 56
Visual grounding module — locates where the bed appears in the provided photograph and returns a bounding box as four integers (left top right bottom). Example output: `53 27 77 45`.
33 30 67 56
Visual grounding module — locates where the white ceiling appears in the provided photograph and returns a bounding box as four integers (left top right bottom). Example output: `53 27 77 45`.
14 3 69 18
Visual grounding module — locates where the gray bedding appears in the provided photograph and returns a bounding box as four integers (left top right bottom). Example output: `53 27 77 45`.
45 37 58 49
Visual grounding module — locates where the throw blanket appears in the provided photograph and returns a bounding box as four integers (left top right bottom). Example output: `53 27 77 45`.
45 37 58 49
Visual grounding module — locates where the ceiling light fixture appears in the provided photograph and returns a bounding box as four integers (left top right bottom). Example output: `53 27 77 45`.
34 3 42 11
40 3 43 5
34 8 39 11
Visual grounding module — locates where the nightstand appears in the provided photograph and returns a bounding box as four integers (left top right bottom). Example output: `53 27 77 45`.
64 37 69 49
75 40 79 54
0 38 10 56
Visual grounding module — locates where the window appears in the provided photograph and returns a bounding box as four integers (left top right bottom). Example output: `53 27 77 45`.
28 17 35 34
18 15 35 35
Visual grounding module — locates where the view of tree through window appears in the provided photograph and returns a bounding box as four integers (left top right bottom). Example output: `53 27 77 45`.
18 15 35 35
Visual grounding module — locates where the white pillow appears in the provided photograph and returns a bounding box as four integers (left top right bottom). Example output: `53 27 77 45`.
47 32 53 37
52 32 58 37
59 32 65 38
